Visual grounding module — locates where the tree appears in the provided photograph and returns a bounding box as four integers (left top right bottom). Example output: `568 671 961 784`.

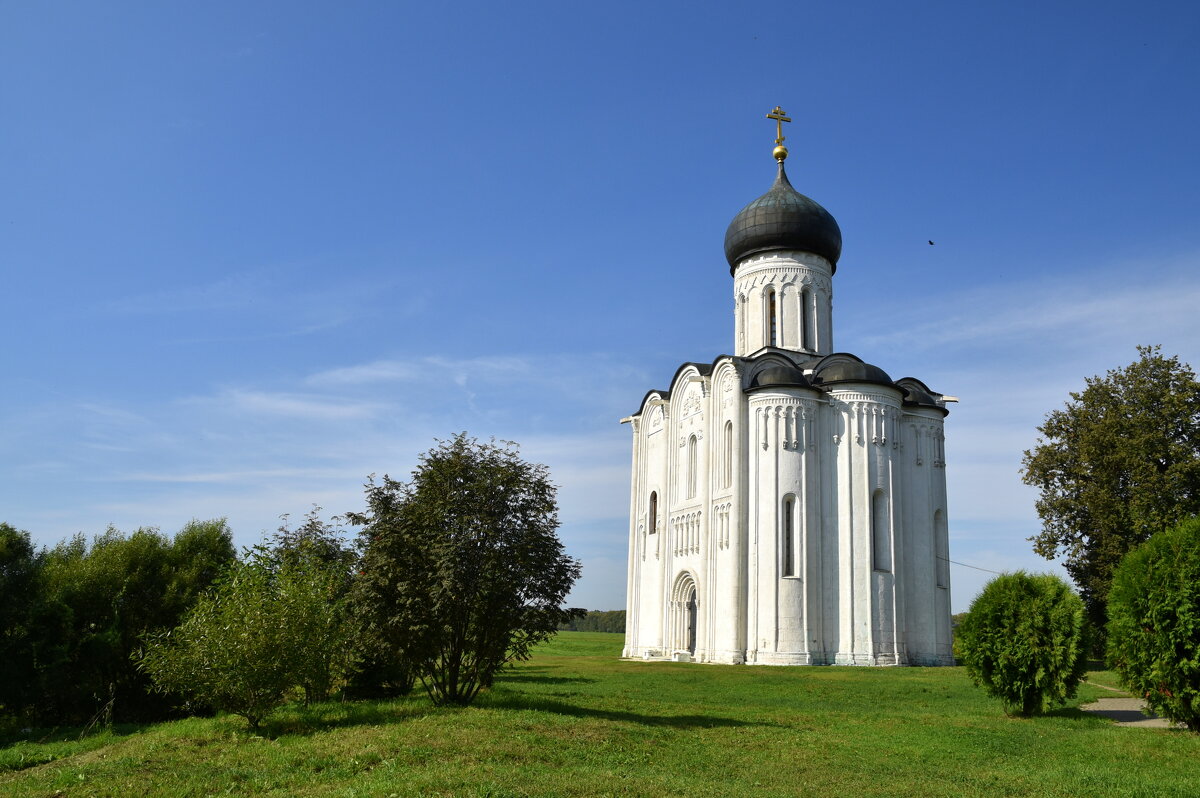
271 506 357 577
270 508 358 703
1107 516 1200 731
274 550 356 705
1022 346 1200 635
350 434 582 706
138 551 294 731
957 572 1089 717
35 521 236 723
558 609 626 633
137 545 354 730
0 523 44 716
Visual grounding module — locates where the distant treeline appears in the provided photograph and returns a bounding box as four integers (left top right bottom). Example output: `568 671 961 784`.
559 610 625 633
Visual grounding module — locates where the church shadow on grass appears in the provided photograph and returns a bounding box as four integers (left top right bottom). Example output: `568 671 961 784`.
481 693 773 730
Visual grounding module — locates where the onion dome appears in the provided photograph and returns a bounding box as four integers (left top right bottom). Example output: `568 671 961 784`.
747 363 811 392
724 162 842 274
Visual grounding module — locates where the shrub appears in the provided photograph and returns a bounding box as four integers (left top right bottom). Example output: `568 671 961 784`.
957 572 1089 716
137 546 354 730
1107 516 1200 731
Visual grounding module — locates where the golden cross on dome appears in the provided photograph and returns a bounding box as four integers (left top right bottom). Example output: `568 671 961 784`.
766 106 791 145
766 106 791 162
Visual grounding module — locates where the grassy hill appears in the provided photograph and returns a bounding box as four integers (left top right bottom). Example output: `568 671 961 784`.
2 632 1197 796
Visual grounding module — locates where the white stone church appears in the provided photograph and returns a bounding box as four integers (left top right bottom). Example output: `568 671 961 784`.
622 113 954 666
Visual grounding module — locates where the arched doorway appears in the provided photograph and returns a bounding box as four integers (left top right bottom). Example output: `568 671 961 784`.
670 572 699 657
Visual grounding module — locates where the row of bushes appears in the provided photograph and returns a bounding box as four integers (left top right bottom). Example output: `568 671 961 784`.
0 519 237 724
2 435 585 732
559 609 625 633
958 516 1200 730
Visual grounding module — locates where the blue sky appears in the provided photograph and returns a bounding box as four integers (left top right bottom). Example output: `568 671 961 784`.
3 2 1198 612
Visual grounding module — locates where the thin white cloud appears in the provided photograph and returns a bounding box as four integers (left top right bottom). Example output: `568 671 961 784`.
854 253 1200 355
111 467 354 484
104 273 270 315
204 389 384 420
306 355 537 387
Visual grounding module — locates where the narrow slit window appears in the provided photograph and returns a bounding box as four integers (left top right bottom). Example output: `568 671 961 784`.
782 496 796 577
801 288 813 351
648 492 658 534
691 436 698 498
723 421 733 488
768 289 778 347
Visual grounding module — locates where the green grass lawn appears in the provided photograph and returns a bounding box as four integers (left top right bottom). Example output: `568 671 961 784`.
2 632 1197 797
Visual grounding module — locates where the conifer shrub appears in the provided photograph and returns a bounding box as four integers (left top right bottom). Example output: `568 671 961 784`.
1107 516 1200 731
958 572 1089 716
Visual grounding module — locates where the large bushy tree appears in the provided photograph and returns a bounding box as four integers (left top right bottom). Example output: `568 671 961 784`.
350 434 582 706
957 572 1089 717
1022 346 1200 634
1107 516 1200 731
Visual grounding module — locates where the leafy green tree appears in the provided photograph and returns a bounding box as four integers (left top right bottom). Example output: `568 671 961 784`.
138 544 355 728
272 506 357 577
958 572 1089 717
0 523 45 715
36 522 235 722
275 552 356 705
270 508 357 704
168 519 239 614
1022 346 1200 636
1107 516 1200 731
138 551 293 731
350 434 582 706
0 520 235 723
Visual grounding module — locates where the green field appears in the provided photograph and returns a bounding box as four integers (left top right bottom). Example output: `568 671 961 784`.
2 632 1196 797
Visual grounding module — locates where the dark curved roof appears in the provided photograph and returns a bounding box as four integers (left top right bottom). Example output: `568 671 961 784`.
810 353 894 388
724 162 842 274
627 354 949 418
895 377 950 415
746 363 811 392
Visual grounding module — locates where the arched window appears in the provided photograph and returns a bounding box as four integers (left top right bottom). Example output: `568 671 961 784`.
686 435 698 499
722 421 733 489
801 287 813 351
767 289 778 347
648 492 658 535
872 490 891 572
782 495 797 577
